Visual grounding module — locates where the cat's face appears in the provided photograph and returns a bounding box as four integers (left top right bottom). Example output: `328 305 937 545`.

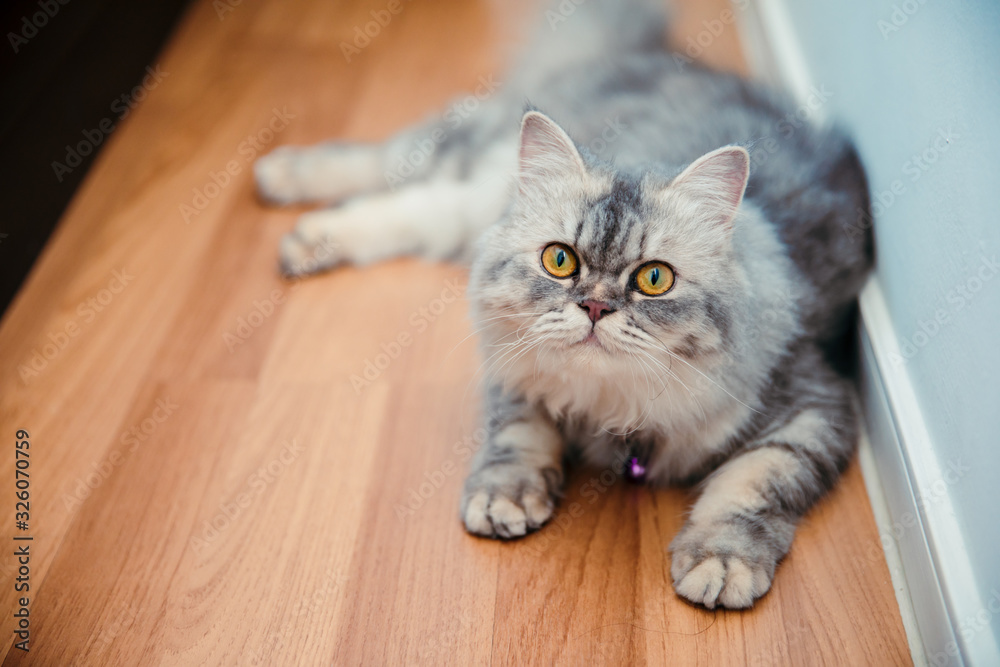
470 112 751 381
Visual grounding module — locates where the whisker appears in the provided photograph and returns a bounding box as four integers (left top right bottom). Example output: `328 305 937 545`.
446 310 549 358
641 330 766 417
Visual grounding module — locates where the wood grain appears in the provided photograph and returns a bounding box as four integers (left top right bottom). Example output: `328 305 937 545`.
0 0 910 664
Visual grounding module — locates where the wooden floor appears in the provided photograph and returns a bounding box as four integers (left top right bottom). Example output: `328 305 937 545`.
0 0 912 664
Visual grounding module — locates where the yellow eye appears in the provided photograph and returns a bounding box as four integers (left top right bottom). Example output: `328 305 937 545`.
634 262 675 295
541 243 578 278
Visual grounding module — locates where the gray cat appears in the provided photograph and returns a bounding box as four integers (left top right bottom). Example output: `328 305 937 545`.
255 0 872 609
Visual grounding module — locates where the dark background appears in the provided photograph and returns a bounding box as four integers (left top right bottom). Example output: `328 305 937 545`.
0 0 192 316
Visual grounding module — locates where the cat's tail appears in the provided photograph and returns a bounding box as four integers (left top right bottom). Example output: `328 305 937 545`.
504 0 669 90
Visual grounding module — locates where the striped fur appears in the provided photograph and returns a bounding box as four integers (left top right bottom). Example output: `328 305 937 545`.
255 0 873 609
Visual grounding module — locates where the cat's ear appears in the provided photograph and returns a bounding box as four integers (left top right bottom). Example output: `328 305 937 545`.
670 146 750 232
517 111 586 196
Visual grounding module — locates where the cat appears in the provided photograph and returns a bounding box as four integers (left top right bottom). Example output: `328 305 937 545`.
254 0 873 609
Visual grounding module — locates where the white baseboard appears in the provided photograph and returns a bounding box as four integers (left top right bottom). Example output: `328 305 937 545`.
855 399 930 667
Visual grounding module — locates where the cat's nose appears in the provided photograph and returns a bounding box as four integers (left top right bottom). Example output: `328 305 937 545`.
578 299 615 323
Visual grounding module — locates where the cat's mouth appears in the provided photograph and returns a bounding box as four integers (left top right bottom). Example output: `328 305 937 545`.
578 330 606 350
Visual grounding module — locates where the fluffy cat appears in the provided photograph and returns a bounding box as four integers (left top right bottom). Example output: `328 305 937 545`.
254 0 872 609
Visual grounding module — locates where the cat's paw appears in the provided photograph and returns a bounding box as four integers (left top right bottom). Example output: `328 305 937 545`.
277 209 349 277
669 521 781 609
278 230 341 277
461 465 560 539
255 147 302 205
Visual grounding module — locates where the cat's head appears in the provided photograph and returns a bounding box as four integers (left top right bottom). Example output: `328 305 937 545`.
470 110 753 387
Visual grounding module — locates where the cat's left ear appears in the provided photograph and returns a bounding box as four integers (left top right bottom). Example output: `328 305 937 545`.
517 111 586 198
669 146 750 232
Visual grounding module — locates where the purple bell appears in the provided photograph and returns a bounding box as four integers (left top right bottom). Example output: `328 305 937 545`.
625 456 647 483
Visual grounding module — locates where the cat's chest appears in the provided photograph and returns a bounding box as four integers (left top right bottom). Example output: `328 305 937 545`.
516 360 749 479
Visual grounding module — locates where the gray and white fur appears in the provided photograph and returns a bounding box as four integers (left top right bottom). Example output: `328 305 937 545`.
255 0 873 609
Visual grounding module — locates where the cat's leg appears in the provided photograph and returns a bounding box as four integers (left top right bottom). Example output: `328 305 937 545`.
255 142 384 206
277 144 514 276
255 105 508 206
669 370 856 609
461 387 565 539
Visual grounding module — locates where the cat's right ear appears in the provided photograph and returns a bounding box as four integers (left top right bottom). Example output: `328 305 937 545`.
517 111 586 197
668 146 750 234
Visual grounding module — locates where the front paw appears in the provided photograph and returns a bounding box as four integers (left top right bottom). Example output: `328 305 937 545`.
278 230 341 277
277 209 350 277
255 147 302 205
461 465 560 539
669 520 785 609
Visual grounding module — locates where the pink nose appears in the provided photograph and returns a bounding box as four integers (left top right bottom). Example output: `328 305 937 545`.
578 299 615 323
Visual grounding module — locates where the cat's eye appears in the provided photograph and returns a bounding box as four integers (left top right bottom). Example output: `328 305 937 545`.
540 243 579 278
633 262 675 296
